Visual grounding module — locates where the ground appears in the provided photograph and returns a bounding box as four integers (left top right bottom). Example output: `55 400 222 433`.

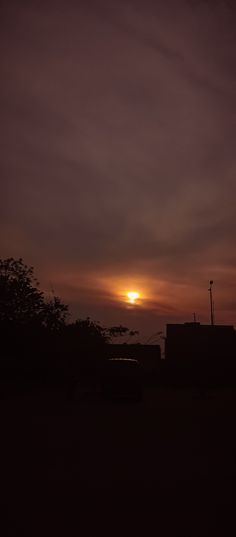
1 383 236 536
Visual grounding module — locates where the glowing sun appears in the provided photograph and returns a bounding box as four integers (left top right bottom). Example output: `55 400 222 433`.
127 291 140 304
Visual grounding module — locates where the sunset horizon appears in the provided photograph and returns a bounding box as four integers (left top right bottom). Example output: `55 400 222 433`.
1 0 235 337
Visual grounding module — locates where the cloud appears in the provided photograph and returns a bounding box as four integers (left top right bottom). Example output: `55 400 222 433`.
1 0 236 332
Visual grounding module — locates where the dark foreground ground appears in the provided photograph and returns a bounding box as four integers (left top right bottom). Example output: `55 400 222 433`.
1 382 236 536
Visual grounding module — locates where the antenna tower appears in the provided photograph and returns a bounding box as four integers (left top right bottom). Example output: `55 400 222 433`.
208 280 214 325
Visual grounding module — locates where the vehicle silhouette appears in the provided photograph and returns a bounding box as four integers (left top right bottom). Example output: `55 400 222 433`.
101 358 143 402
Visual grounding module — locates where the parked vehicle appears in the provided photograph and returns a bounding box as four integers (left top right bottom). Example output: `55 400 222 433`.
101 358 143 401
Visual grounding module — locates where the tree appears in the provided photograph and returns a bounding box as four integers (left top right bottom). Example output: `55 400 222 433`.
124 330 140 343
107 325 129 341
0 258 43 324
63 319 140 347
0 257 68 330
106 325 139 343
65 317 108 345
42 296 68 331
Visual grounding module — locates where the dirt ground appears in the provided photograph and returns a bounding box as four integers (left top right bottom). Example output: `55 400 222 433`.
1 384 236 536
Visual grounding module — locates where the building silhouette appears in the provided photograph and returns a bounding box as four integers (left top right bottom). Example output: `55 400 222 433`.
165 322 235 364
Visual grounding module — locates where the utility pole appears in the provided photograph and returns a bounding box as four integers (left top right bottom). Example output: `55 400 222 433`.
208 280 214 326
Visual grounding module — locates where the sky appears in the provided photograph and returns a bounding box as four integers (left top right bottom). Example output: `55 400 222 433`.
1 0 236 340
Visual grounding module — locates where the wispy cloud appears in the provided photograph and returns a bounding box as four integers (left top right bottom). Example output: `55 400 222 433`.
1 0 235 334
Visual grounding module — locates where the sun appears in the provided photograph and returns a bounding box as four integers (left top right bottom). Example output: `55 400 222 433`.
127 291 140 304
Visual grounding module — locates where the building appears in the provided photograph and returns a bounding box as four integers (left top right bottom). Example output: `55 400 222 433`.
165 322 235 364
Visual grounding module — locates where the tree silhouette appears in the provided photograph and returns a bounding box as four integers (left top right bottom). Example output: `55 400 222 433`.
64 317 108 345
0 257 68 330
106 325 139 343
107 325 129 341
124 330 140 343
42 295 68 331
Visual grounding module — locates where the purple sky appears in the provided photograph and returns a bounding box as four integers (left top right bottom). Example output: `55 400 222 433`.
1 0 236 340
